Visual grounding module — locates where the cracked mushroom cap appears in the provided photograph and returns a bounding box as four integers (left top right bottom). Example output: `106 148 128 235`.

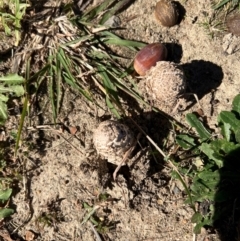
144 61 186 111
93 120 135 165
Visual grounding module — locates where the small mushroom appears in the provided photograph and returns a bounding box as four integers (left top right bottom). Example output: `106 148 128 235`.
141 61 186 113
93 120 135 165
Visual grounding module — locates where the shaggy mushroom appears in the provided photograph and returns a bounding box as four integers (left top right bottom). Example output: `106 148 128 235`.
141 61 186 114
93 120 135 165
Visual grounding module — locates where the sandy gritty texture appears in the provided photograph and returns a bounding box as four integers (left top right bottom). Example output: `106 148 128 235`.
4 0 240 241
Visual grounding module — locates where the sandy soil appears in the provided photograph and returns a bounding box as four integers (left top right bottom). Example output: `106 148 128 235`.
1 0 240 241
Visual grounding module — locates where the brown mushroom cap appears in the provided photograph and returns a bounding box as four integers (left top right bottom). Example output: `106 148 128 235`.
93 120 135 165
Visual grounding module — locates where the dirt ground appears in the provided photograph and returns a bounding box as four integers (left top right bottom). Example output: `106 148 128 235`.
1 0 240 241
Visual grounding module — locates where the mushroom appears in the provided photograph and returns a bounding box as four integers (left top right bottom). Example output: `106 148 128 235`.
93 120 135 165
140 61 186 114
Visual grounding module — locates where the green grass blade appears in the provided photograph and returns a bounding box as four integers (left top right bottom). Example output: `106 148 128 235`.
14 58 30 156
81 0 115 21
56 54 62 119
14 95 28 157
172 170 196 212
97 65 119 102
99 0 130 24
57 49 92 101
106 96 121 118
104 38 146 48
213 0 230 9
49 64 57 123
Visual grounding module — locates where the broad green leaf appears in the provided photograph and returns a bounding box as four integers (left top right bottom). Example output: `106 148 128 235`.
8 85 24 97
235 128 240 143
186 113 211 140
191 212 202 223
219 121 231 141
210 139 240 154
219 111 240 132
0 100 7 124
199 143 223 167
0 208 14 219
0 86 16 93
0 74 25 84
193 218 213 234
193 222 203 234
198 170 220 182
200 178 219 190
191 179 209 194
0 189 12 201
176 134 195 149
0 94 8 102
232 94 240 114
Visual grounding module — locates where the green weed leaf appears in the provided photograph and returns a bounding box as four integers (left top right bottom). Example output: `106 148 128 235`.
193 222 203 234
186 113 211 140
0 189 12 201
219 121 231 141
191 212 202 223
0 208 14 219
176 134 195 149
199 143 223 167
198 170 220 182
235 128 240 143
232 94 240 114
0 94 8 102
0 74 25 84
219 111 240 132
7 85 25 97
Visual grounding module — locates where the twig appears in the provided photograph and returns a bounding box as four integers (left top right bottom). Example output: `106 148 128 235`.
27 125 85 155
89 221 102 241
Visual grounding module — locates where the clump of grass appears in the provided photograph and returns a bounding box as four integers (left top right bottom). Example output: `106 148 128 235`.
199 12 226 38
199 0 240 38
81 192 116 236
13 0 145 124
0 0 29 46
